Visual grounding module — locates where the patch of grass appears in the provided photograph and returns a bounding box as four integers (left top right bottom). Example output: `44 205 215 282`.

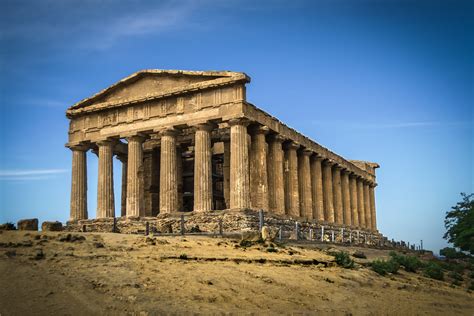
389 251 423 272
371 259 400 276
449 271 464 282
423 262 444 280
179 253 188 260
333 251 355 269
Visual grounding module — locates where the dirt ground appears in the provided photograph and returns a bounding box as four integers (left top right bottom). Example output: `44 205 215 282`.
0 230 473 315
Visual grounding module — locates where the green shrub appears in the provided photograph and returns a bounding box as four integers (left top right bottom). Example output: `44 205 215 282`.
389 251 423 272
179 253 188 260
448 271 464 281
371 259 400 276
424 262 444 280
333 251 354 269
440 247 468 259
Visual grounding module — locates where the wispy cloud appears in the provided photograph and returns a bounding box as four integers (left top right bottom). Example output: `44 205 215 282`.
0 169 68 181
311 120 473 129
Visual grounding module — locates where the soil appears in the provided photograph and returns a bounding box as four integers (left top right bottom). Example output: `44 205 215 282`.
0 231 473 315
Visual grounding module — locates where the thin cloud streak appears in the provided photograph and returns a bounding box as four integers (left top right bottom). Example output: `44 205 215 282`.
0 169 69 180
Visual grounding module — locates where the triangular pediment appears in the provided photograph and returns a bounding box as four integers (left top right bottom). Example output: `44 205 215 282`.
68 69 249 113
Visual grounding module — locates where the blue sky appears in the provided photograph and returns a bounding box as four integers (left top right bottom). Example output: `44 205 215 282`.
0 0 472 253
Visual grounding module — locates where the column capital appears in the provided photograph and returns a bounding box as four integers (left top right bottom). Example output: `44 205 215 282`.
369 182 378 188
228 117 251 127
334 164 344 170
125 133 147 143
156 127 179 137
323 159 335 166
268 133 285 143
96 139 117 147
284 141 300 150
311 153 324 161
299 148 313 156
66 143 89 152
194 122 215 132
341 168 351 175
249 125 270 135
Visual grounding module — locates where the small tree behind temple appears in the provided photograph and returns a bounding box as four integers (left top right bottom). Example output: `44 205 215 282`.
443 193 474 255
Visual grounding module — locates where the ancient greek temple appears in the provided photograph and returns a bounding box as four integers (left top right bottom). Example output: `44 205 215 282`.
66 70 379 232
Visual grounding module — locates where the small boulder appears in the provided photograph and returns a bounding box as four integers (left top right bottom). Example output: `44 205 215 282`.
157 223 173 234
261 226 278 242
17 218 38 231
41 221 63 232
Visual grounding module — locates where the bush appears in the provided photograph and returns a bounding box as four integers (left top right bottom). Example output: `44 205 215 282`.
371 259 400 276
449 271 464 282
440 247 468 259
424 262 444 280
179 253 188 260
389 251 423 272
333 251 354 269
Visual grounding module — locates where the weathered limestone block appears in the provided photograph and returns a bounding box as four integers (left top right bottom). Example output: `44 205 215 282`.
41 221 63 231
17 218 38 231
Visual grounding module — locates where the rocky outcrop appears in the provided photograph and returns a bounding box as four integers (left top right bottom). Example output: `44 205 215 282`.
17 219 38 231
41 221 63 232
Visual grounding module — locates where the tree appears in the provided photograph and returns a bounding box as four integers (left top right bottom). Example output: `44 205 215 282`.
443 193 474 255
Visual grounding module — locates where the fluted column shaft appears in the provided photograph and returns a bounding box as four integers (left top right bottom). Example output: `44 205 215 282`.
363 181 372 230
194 124 213 212
284 142 300 217
298 150 313 219
341 170 351 226
349 175 359 227
97 140 115 218
268 135 285 215
322 160 334 222
332 166 343 225
70 146 88 221
357 179 366 228
310 156 324 221
126 136 145 217
370 184 377 231
160 129 178 214
229 119 250 209
250 126 269 210
223 139 230 209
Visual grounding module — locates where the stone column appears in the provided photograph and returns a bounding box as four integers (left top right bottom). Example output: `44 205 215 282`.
229 118 250 209
310 155 324 222
349 174 359 228
159 128 178 214
267 134 285 215
322 160 334 223
332 165 343 225
249 125 269 211
341 169 351 226
363 181 372 230
357 178 366 228
117 155 127 217
96 140 115 218
126 135 145 217
370 183 377 231
284 141 300 217
177 146 183 212
194 123 213 212
69 145 88 221
298 149 313 219
223 137 231 209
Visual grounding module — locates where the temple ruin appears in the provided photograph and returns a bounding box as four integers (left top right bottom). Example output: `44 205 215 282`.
65 70 381 237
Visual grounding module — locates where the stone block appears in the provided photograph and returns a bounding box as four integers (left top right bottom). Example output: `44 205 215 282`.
17 218 38 231
42 221 63 231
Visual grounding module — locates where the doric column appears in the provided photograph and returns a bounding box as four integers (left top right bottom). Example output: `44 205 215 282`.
310 155 324 222
298 149 313 219
349 174 359 228
322 160 334 223
357 178 366 228
194 123 213 212
341 169 351 226
332 165 343 225
268 134 285 215
249 125 269 211
229 118 250 209
223 137 231 209
159 128 178 214
177 146 183 212
369 183 377 231
363 180 372 230
96 140 115 218
69 145 88 221
117 154 128 217
126 135 145 217
284 141 300 217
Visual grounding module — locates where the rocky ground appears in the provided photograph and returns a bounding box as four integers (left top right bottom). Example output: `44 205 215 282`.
0 230 473 315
